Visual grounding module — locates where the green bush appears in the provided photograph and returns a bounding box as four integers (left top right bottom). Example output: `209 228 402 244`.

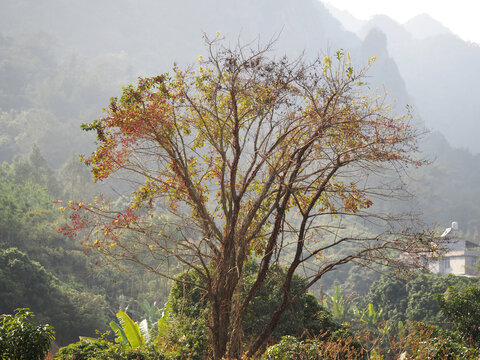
366 272 476 325
169 260 338 335
436 285 480 347
165 260 340 358
157 308 208 360
261 334 366 360
55 335 164 360
0 308 55 360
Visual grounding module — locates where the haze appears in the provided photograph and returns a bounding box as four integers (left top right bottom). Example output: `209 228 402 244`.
324 0 480 44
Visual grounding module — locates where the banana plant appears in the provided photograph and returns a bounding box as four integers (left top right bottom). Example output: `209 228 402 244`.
135 299 162 328
110 310 149 349
322 285 353 322
352 303 384 331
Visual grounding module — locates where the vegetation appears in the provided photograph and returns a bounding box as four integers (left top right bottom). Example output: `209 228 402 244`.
261 335 365 360
0 308 55 360
0 247 108 345
437 285 480 347
162 261 341 358
55 335 163 360
110 310 150 350
0 146 172 345
366 273 476 325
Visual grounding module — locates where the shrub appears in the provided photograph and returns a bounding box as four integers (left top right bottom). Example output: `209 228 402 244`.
400 322 480 360
436 285 480 347
261 334 366 360
0 308 55 360
55 335 164 360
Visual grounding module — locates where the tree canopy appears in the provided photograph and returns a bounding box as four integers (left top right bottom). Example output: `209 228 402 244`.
60 38 438 359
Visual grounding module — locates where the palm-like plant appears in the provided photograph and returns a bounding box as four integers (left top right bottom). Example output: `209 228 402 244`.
110 310 149 349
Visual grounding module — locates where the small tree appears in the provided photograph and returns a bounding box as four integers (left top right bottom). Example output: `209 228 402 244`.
60 38 438 359
0 308 55 360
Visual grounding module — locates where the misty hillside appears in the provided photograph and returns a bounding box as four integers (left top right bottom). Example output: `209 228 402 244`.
0 0 358 73
1 0 480 232
327 5 480 154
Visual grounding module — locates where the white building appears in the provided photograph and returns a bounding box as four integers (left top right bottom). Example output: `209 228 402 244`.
429 222 479 277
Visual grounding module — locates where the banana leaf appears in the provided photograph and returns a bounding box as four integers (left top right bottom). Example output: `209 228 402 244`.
110 320 129 347
116 310 145 348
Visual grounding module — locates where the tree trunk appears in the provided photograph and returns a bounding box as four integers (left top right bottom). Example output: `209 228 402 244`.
209 241 241 359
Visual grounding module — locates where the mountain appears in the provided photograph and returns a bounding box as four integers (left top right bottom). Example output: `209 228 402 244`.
325 8 480 154
359 15 413 47
358 28 411 111
411 131 480 235
324 3 365 33
403 13 452 40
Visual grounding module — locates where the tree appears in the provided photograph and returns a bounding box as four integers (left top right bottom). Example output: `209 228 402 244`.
60 38 438 359
366 273 476 326
436 285 480 347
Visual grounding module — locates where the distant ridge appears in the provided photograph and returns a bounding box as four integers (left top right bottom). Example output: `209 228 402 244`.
403 13 452 40
323 2 365 33
359 15 412 44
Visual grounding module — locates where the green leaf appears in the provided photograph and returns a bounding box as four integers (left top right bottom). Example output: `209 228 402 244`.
157 300 172 338
368 303 375 318
109 320 128 347
116 310 144 349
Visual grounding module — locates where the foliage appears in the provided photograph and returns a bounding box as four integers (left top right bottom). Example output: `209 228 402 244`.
322 285 355 323
0 148 91 283
55 334 164 360
135 300 162 330
259 321 480 360
0 155 54 250
321 284 385 333
366 273 476 325
390 322 480 360
319 275 480 358
0 308 55 360
241 261 340 341
110 310 148 349
261 335 366 360
157 308 208 360
0 147 172 344
168 261 339 342
161 262 340 359
436 285 480 347
352 303 384 332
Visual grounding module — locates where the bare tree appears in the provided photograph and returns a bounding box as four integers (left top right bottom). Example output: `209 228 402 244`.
60 38 438 359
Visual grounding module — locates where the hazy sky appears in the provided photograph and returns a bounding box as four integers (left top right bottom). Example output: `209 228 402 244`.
323 0 480 44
